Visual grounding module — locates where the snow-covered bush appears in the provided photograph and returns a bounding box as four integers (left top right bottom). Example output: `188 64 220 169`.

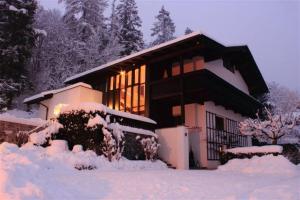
137 134 160 161
29 120 63 145
220 145 283 165
239 108 297 144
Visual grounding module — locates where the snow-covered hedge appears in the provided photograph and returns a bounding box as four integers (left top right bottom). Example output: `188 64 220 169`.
31 107 159 161
220 145 282 165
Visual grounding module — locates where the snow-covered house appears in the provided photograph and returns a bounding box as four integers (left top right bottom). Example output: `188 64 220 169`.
24 32 268 169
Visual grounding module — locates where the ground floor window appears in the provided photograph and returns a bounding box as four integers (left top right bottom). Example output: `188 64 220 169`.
206 111 248 160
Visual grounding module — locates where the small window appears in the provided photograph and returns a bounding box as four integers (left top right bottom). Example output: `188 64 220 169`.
140 65 146 83
172 62 180 76
194 56 205 70
183 59 194 73
215 116 225 131
172 105 181 117
127 71 132 86
134 68 139 84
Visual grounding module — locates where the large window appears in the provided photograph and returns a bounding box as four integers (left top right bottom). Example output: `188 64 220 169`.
107 65 146 115
206 112 249 160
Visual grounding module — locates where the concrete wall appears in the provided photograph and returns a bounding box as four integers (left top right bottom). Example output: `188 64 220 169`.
0 120 36 144
39 86 103 120
205 59 250 95
156 126 189 169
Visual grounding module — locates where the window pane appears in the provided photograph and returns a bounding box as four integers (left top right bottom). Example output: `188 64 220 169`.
127 71 132 86
139 84 145 106
172 62 180 76
108 92 113 109
114 91 119 110
134 68 139 84
132 86 138 113
116 75 120 89
126 87 131 112
109 76 114 90
184 59 194 73
120 88 125 111
140 65 146 83
194 56 205 70
121 73 125 89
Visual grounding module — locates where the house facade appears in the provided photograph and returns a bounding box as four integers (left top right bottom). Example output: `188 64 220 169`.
24 32 268 169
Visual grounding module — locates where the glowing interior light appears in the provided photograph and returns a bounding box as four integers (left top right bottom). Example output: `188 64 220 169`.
53 104 68 117
120 70 125 76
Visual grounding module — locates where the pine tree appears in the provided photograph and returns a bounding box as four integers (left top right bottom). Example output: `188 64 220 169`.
185 27 193 35
151 6 175 46
0 0 37 110
60 0 107 42
116 0 144 56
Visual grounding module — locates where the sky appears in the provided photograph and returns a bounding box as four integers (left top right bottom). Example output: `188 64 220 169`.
39 0 300 92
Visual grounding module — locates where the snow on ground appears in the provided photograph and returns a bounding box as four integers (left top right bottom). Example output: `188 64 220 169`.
0 142 299 200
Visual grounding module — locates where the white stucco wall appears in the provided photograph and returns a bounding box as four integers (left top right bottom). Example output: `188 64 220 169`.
39 86 102 120
156 126 189 169
204 59 250 95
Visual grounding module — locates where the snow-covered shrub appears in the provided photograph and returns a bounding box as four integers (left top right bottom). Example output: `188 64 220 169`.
137 134 160 161
219 145 282 165
239 108 297 144
29 120 63 145
55 110 106 154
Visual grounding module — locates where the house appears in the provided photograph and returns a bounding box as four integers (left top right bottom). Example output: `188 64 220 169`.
24 32 268 169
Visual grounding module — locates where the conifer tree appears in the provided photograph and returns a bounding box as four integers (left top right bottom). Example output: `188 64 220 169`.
0 0 37 110
185 27 193 35
116 0 144 56
151 6 175 46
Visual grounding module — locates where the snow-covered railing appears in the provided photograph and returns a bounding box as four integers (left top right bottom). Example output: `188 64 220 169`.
60 103 157 133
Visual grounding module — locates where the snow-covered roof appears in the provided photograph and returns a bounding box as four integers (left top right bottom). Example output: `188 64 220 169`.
24 82 92 104
64 31 202 83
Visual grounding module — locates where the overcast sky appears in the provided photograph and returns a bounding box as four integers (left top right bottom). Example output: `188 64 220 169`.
39 0 300 92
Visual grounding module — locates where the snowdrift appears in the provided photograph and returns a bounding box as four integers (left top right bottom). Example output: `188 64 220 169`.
218 155 297 176
0 142 167 200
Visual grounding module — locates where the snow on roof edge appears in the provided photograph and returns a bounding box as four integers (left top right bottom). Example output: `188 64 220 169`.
24 82 92 104
64 31 202 83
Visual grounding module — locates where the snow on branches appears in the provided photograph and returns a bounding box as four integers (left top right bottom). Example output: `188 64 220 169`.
239 108 297 144
87 115 124 162
137 135 160 161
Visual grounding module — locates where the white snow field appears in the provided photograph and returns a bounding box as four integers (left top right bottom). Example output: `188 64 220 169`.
0 142 299 200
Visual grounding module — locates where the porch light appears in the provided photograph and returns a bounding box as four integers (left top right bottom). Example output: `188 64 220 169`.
53 104 68 117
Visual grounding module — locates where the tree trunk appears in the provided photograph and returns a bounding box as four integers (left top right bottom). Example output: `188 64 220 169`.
272 138 278 145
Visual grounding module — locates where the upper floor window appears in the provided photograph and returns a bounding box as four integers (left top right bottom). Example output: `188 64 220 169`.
107 65 146 115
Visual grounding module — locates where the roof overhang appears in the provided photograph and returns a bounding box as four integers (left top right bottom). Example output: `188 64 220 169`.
64 32 225 84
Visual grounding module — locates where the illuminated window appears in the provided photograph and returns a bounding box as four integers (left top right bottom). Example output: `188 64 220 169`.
172 62 180 76
184 59 194 73
172 105 181 117
116 75 120 89
134 68 139 84
109 76 114 90
127 71 132 86
194 56 205 70
140 65 146 83
107 65 146 115
126 87 132 112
